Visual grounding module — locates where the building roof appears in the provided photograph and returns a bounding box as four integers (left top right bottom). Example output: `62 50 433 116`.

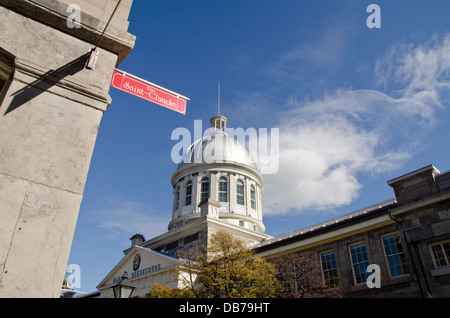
253 199 398 254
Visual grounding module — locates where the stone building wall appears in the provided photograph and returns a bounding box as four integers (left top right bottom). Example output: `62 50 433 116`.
0 0 135 297
255 165 450 298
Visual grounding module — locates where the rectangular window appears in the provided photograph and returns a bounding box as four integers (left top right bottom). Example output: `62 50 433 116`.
166 241 179 254
201 178 209 202
250 188 256 210
185 182 192 206
430 240 450 268
381 233 409 277
184 233 199 245
239 220 244 227
218 178 228 202
320 250 339 287
349 242 370 285
236 180 244 205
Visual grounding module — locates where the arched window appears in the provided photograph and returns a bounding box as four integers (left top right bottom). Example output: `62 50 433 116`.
200 177 210 202
236 179 244 205
185 181 192 206
218 177 228 202
250 186 256 210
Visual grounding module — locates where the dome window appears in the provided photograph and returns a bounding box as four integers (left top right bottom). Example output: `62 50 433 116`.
251 186 256 210
200 177 210 202
218 177 228 202
236 179 245 205
185 181 192 206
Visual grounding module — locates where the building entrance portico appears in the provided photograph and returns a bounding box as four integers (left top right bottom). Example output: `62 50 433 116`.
97 245 190 298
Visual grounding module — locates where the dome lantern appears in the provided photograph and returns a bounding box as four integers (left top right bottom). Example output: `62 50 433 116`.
210 114 227 135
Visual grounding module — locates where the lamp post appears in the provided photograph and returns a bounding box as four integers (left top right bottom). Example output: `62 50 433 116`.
112 271 136 298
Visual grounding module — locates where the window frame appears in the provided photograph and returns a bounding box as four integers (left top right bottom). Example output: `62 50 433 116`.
319 249 339 287
250 186 256 210
218 176 228 203
380 232 409 278
236 179 245 206
429 240 450 269
185 181 192 206
184 232 199 245
348 241 370 285
200 177 210 203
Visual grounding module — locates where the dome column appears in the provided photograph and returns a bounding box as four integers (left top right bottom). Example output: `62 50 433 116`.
257 184 263 221
191 174 199 213
172 185 180 219
229 173 237 213
245 178 252 217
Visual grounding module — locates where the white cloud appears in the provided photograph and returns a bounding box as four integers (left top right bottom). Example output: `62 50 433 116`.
88 199 169 240
262 35 450 216
375 35 450 99
262 97 404 215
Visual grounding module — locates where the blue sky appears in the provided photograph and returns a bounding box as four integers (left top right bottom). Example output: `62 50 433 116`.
67 0 450 292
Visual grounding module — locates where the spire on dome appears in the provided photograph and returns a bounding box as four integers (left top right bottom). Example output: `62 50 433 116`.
210 82 227 134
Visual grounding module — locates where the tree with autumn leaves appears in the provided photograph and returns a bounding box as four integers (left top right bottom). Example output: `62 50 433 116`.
146 231 342 298
195 231 279 298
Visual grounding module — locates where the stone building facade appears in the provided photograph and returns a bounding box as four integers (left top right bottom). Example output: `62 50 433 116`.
255 165 450 297
0 0 135 297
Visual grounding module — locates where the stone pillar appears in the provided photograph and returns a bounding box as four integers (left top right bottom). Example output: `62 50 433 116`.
0 0 135 297
245 178 252 215
229 173 237 213
191 174 199 212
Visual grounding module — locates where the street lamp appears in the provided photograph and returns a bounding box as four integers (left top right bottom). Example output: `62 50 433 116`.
112 271 136 298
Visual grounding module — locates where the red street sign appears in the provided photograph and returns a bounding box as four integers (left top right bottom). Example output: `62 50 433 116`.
111 70 189 115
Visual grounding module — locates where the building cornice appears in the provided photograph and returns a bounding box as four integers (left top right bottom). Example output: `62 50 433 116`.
390 189 450 217
253 200 398 257
1 0 135 65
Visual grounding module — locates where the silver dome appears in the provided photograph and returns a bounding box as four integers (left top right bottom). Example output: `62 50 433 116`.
177 132 259 170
